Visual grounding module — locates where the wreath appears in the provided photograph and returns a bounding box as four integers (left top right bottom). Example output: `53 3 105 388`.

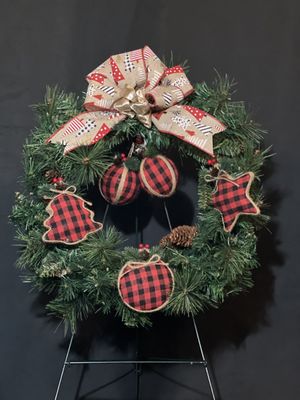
11 46 270 331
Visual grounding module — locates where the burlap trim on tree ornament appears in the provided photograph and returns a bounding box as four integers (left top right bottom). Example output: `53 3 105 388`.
139 155 177 197
117 254 175 313
42 186 103 245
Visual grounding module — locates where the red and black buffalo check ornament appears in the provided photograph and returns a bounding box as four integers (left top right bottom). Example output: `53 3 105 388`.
42 187 103 245
118 255 174 313
212 172 260 232
99 164 140 205
139 155 178 197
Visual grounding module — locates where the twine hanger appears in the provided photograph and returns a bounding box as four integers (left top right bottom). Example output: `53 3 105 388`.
119 254 164 278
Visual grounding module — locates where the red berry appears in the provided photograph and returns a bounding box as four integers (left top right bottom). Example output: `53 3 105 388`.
57 177 64 183
138 243 144 249
52 177 58 183
207 158 217 166
145 244 150 249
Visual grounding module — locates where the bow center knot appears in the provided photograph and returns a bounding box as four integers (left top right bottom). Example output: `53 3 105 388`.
113 84 152 128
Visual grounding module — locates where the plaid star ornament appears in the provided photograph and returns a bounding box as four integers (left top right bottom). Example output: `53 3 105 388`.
42 187 103 245
212 172 260 232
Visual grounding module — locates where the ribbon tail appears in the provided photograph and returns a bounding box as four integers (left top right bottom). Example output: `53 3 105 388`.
47 111 126 155
152 105 226 156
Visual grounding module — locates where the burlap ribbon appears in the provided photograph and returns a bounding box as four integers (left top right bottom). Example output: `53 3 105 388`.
47 46 226 155
119 254 164 278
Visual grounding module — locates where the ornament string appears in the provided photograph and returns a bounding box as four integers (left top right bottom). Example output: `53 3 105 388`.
119 254 163 278
51 185 77 194
204 173 239 186
127 142 135 158
102 203 110 227
163 201 173 232
135 200 140 247
43 186 94 207
204 172 240 194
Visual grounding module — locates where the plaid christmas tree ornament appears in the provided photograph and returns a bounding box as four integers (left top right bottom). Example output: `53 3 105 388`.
212 172 260 232
118 255 174 313
42 187 103 245
99 164 140 205
139 155 178 197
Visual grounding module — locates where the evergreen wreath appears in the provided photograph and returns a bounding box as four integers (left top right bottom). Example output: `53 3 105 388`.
11 47 270 332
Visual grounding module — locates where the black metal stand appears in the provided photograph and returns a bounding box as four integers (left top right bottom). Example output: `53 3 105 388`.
53 315 218 400
53 198 219 399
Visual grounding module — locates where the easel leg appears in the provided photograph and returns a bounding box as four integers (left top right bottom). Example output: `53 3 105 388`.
53 333 75 400
135 363 142 400
192 315 217 400
135 329 142 400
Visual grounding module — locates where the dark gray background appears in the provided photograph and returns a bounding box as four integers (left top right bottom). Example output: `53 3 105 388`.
0 0 299 399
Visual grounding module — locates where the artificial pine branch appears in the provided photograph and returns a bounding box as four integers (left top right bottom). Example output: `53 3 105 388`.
62 141 113 186
80 227 123 268
115 302 152 328
166 268 214 315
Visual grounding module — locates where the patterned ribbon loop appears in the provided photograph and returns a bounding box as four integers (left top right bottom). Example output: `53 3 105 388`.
147 65 193 109
47 46 226 155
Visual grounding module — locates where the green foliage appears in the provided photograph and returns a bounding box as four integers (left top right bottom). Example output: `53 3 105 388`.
80 227 123 269
10 74 269 331
167 267 213 315
115 302 152 328
32 86 82 130
124 156 141 172
62 141 113 187
14 229 48 272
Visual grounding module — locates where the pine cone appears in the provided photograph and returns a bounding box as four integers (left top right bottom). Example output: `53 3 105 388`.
160 236 171 248
135 134 144 145
44 169 59 183
160 225 198 248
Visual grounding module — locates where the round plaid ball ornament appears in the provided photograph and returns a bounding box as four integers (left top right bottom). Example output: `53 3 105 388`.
139 155 178 197
99 164 140 205
118 255 174 313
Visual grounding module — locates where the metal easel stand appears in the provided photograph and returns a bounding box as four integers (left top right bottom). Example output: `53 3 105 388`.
54 200 219 399
53 314 218 400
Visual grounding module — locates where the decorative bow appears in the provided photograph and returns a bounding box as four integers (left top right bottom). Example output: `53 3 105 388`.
47 46 226 155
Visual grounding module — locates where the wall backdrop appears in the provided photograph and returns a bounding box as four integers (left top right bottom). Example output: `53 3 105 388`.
1 1 299 399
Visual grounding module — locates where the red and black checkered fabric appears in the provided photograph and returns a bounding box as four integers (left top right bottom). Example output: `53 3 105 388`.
100 164 140 205
119 261 174 312
140 156 178 197
212 173 259 232
43 193 102 244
